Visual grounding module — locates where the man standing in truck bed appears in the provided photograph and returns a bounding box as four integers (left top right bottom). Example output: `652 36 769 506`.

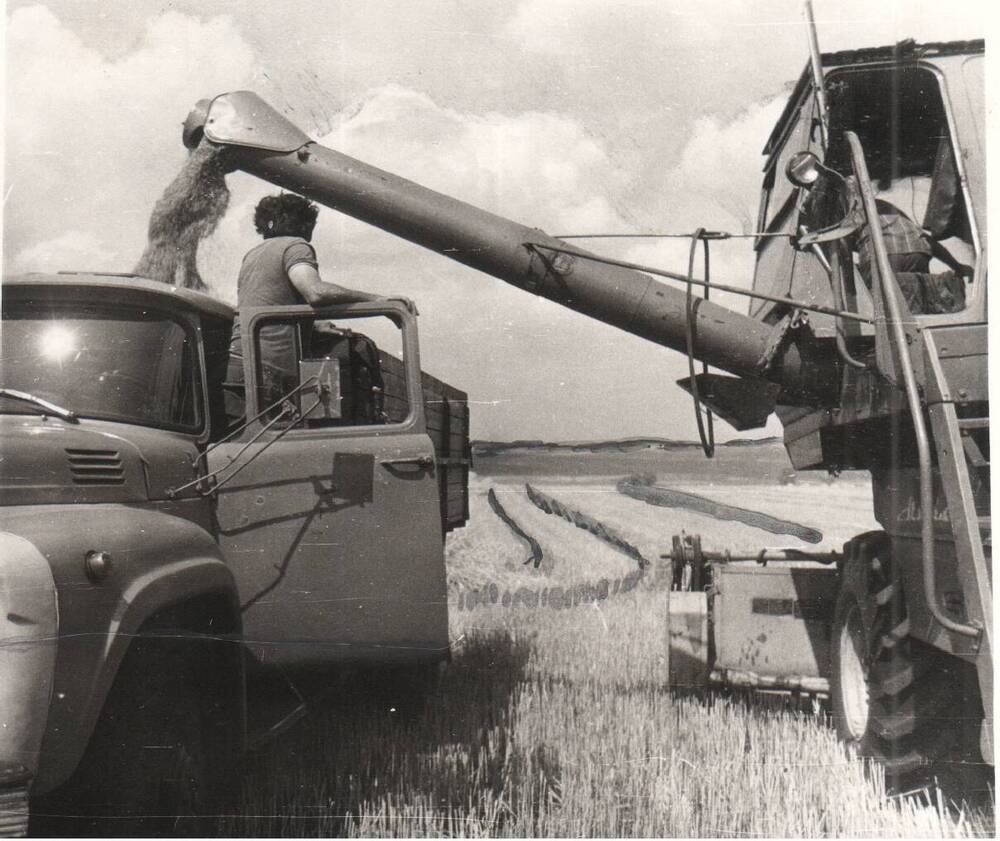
224 193 384 427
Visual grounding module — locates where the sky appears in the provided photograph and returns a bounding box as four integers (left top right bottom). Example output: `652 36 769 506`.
2 0 989 440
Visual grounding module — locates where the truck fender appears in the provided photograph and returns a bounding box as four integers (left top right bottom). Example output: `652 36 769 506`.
32 555 243 795
0 532 59 782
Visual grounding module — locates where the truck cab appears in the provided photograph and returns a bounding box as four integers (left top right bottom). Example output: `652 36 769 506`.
0 272 468 832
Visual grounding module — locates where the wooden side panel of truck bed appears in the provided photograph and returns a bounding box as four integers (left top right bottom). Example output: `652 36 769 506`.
380 352 470 533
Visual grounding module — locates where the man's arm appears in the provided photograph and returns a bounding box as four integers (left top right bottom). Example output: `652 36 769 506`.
288 263 382 307
796 191 864 247
927 238 974 279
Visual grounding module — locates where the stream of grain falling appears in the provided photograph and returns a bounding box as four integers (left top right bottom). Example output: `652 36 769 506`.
133 145 230 292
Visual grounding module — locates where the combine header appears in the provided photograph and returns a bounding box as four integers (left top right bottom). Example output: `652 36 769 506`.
181 35 989 783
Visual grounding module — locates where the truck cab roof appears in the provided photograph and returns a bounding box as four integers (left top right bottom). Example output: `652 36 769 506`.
3 272 235 322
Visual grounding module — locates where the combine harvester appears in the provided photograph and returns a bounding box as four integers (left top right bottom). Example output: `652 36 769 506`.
179 31 990 784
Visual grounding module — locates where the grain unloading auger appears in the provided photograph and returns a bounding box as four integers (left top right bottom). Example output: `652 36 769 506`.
183 39 991 784
181 92 839 423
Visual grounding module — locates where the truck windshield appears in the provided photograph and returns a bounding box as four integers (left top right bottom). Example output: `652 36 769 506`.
0 303 201 431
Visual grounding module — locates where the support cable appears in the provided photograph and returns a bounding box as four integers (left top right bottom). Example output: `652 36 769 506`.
170 377 323 498
552 231 794 240
527 242 873 324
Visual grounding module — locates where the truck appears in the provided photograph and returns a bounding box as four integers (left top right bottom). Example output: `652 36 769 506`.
0 275 469 834
172 35 988 787
0 31 989 835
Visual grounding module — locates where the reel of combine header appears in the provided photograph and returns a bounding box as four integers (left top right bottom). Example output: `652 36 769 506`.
666 534 711 693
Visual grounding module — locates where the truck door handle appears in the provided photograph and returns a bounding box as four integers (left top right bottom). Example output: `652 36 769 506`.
379 455 434 468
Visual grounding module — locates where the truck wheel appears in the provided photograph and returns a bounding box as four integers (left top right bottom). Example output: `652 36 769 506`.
35 634 239 837
831 532 978 788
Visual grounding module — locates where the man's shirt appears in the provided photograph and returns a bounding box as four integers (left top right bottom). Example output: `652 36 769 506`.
229 236 319 374
856 198 932 276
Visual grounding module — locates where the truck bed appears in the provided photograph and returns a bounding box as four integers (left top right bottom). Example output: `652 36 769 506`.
379 352 470 534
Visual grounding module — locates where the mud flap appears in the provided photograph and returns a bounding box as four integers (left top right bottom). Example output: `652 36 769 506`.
667 591 710 692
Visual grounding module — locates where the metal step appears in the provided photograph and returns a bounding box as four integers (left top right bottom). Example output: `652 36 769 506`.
959 417 990 430
960 420 990 468
963 442 991 469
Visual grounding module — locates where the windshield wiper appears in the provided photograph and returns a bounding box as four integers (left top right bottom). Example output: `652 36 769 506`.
0 389 78 422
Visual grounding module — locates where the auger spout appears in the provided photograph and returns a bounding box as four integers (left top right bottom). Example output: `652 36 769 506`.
183 91 837 404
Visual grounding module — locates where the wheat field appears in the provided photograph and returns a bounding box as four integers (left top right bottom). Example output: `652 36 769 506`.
217 470 994 837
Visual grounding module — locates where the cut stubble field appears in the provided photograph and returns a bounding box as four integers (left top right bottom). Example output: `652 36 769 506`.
219 458 994 838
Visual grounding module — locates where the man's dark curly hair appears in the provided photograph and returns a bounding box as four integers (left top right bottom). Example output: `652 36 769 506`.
254 193 319 239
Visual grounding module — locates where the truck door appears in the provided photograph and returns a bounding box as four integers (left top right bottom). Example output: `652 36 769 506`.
208 301 449 669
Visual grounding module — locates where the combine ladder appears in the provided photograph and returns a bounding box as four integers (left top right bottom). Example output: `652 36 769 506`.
846 130 993 763
923 332 993 763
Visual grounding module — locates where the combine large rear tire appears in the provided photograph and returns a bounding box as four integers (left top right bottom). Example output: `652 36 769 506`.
831 532 981 789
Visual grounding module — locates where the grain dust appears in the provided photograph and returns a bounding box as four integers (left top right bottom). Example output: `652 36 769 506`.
133 145 230 291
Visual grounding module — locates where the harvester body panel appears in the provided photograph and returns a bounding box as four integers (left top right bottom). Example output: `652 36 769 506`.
712 564 838 685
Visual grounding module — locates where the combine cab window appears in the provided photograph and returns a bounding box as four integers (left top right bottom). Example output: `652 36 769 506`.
251 313 409 428
0 304 201 431
756 61 980 322
823 63 977 313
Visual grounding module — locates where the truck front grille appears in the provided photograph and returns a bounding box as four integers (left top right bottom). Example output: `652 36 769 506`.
65 448 125 485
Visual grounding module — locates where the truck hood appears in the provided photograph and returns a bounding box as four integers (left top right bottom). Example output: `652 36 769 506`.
0 417 201 506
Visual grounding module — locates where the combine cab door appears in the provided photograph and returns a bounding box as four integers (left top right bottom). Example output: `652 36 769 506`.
208 302 449 669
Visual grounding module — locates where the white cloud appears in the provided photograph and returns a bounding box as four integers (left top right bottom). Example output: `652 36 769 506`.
324 85 628 232
614 96 787 314
505 0 985 56
4 6 256 274
11 230 114 273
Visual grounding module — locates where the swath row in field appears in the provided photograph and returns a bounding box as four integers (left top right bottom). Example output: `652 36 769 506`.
456 569 647 612
458 485 652 612
526 483 650 567
486 487 543 568
617 476 823 543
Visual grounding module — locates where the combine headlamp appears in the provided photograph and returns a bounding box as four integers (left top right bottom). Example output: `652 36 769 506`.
785 151 825 188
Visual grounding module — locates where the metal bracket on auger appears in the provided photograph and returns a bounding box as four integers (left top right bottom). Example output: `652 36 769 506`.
754 308 813 379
